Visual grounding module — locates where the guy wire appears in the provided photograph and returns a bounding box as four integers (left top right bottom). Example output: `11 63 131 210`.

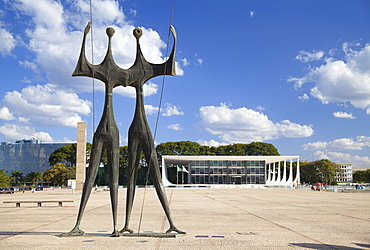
137 3 175 234
89 0 96 133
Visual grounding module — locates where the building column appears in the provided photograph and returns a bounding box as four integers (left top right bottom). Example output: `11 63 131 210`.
267 163 271 182
272 162 276 184
293 157 300 184
76 122 86 190
282 160 287 184
277 161 281 184
287 159 293 184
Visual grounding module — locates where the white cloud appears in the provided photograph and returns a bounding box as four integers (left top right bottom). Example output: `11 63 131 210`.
114 82 158 98
333 111 356 119
144 104 159 116
0 107 15 121
90 0 125 25
18 117 29 123
199 103 313 144
181 58 190 66
290 43 370 114
0 123 53 142
312 150 370 168
3 83 91 127
288 76 307 89
175 61 184 76
197 139 226 147
129 9 137 16
192 53 204 66
0 27 16 56
5 0 182 93
298 93 309 102
295 50 324 62
140 103 184 117
303 136 370 151
167 124 182 131
162 103 184 117
275 120 314 138
19 60 39 73
255 105 265 112
1 0 184 142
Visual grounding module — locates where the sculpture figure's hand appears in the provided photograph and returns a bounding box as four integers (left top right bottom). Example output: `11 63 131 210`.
84 22 91 36
169 25 176 40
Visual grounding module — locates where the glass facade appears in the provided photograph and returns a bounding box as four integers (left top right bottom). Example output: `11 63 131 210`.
189 160 265 185
0 140 68 174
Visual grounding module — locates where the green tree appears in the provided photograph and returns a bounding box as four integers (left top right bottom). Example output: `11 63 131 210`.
215 144 248 155
26 171 43 184
11 170 24 185
156 141 279 156
156 141 202 156
300 159 337 185
0 169 12 187
119 146 129 168
245 142 280 156
49 143 92 166
300 161 321 184
353 169 370 183
198 145 217 155
43 163 76 186
212 142 279 156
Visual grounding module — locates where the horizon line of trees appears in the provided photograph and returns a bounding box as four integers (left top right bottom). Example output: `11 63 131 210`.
1 140 368 187
0 169 44 188
1 141 279 187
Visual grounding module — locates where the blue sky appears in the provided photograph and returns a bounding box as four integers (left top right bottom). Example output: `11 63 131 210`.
1 0 370 168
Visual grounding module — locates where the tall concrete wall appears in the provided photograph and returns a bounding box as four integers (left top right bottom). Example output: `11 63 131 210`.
76 122 87 190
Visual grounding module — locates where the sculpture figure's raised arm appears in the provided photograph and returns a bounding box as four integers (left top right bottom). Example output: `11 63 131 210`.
72 23 129 87
127 25 177 86
72 22 94 78
156 25 177 77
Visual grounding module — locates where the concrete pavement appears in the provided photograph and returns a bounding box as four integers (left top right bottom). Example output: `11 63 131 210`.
0 187 369 249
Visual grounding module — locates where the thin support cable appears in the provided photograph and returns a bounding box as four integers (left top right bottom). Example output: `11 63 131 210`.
153 3 174 140
137 3 175 234
89 0 96 133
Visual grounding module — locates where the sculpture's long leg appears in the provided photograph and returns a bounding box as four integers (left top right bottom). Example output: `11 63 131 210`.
108 137 120 237
144 141 186 234
63 138 103 236
119 136 139 234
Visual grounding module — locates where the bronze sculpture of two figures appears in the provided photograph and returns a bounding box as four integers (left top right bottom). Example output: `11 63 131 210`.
64 23 185 237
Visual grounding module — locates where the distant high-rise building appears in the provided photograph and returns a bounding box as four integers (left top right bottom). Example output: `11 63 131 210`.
0 139 69 174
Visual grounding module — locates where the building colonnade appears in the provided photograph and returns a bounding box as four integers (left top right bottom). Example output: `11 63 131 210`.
161 155 300 187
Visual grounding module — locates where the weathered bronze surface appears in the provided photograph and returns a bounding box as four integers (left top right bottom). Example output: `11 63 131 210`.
64 23 184 237
120 26 184 235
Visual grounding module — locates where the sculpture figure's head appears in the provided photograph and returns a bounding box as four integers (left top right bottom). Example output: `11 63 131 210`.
133 28 142 40
106 27 115 38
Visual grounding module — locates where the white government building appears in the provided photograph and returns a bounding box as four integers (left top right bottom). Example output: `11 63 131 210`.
161 155 300 187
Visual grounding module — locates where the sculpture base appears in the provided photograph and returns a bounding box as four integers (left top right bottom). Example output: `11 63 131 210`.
60 232 186 238
121 233 186 238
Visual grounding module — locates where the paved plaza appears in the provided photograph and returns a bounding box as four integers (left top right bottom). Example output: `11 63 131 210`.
0 187 369 249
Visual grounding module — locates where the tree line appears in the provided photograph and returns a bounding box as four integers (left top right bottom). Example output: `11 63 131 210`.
1 140 367 187
0 169 44 188
1 141 279 186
